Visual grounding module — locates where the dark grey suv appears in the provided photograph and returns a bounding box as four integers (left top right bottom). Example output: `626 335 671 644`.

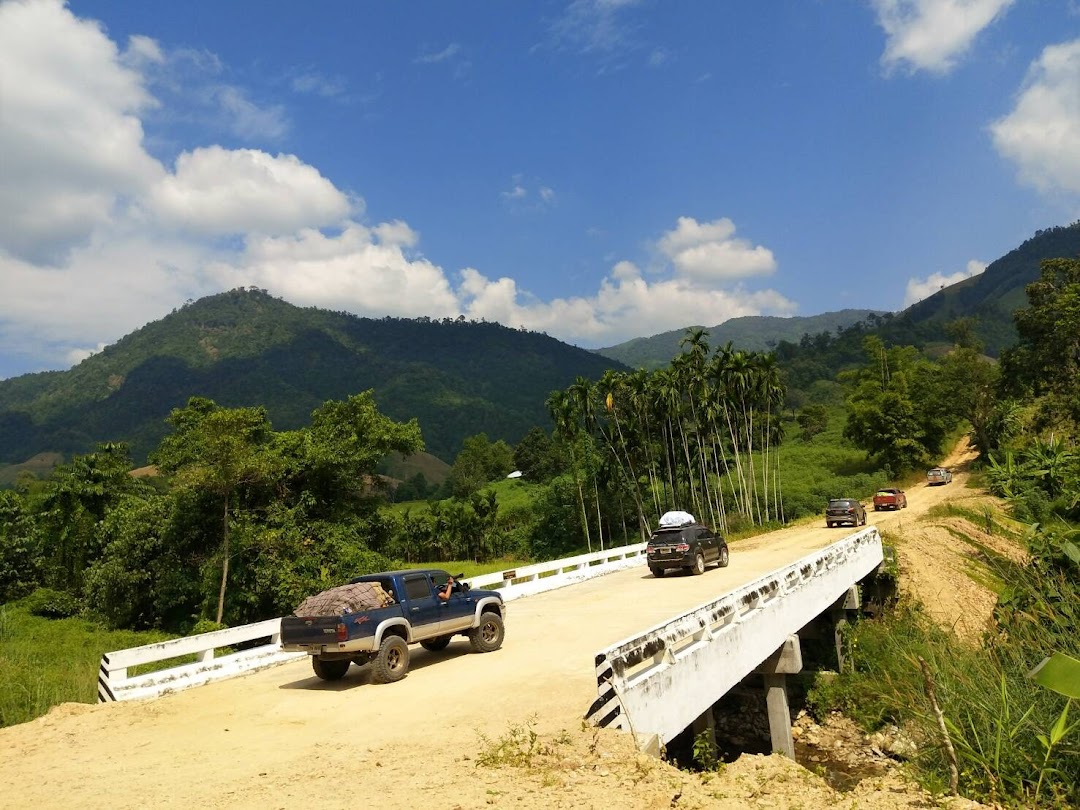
825 498 867 528
647 523 730 577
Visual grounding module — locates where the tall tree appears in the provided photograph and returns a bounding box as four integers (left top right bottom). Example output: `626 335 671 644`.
153 398 276 623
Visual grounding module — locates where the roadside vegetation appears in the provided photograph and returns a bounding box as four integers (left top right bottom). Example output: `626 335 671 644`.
0 257 1076 806
807 258 1080 807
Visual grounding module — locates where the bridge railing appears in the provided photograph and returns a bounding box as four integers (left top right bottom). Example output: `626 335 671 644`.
98 541 649 703
585 527 884 748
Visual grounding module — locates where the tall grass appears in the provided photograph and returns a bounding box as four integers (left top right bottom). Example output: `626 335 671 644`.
0 605 172 728
808 520 1080 807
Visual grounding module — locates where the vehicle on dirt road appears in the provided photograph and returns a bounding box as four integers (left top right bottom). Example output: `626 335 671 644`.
826 498 867 528
280 569 505 683
927 467 953 485
647 511 730 577
873 488 908 511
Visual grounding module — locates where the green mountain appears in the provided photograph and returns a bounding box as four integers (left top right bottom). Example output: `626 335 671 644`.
597 222 1080 370
597 309 884 369
902 222 1080 355
0 289 626 465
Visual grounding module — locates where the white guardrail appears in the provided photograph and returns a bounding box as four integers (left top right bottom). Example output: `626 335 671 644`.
584 527 884 748
98 542 648 703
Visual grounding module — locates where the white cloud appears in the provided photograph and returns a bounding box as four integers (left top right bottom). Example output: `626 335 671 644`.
991 39 1080 195
871 0 1015 74
0 0 798 375
0 0 163 263
904 259 986 306
656 217 776 282
416 43 461 64
290 71 346 98
212 86 288 140
146 147 355 235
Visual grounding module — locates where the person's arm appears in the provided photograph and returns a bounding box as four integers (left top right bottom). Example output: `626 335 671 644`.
437 576 454 601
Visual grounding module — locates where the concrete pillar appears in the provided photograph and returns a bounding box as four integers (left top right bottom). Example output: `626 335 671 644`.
832 585 859 673
753 635 803 759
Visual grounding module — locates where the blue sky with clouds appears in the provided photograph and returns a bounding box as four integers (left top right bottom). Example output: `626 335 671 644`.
2 0 1079 379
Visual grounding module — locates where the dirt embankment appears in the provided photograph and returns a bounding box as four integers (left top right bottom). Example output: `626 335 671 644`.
0 439 1011 809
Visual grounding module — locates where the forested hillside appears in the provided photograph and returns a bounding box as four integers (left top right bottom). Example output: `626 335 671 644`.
596 309 882 369
0 289 624 464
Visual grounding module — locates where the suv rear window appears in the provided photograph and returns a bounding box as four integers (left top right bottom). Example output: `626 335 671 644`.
829 499 855 507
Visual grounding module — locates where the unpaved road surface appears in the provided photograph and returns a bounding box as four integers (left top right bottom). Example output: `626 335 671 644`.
0 442 988 809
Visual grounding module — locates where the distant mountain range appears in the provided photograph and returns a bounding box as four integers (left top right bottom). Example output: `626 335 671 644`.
597 310 885 369
0 289 624 465
3 222 1078 473
598 222 1080 369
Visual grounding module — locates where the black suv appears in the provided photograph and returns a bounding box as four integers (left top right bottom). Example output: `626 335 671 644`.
825 498 867 528
647 523 729 577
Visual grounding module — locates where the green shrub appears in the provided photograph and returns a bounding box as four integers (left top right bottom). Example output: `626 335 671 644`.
22 588 81 619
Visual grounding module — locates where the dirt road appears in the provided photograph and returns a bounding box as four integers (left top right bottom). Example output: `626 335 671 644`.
0 443 983 810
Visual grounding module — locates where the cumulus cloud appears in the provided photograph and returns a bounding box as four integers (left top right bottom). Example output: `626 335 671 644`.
991 39 1080 195
0 0 797 375
146 147 355 235
904 259 986 306
871 0 1015 74
0 0 163 263
656 217 777 282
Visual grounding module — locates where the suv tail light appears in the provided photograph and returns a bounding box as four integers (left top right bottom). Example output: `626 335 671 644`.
676 543 690 552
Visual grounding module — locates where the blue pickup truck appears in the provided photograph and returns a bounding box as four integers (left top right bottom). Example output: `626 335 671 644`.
280 569 506 683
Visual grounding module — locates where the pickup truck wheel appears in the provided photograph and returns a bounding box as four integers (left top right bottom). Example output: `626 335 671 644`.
689 552 706 576
468 612 504 653
650 566 665 578
718 546 730 568
420 636 451 652
311 656 350 681
371 635 410 684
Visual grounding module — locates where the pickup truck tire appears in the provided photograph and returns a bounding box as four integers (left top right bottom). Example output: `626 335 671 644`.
468 612 504 653
420 636 452 652
311 656 350 681
718 546 730 568
371 635 410 684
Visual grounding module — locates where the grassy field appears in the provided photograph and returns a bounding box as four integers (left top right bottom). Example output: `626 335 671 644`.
0 605 174 727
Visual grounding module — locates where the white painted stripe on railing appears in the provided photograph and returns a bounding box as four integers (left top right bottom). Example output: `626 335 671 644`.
585 528 884 746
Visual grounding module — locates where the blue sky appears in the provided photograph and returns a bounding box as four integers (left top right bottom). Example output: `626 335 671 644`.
2 0 1079 379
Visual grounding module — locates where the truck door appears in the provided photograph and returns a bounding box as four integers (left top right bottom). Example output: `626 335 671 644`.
436 576 476 634
402 574 443 637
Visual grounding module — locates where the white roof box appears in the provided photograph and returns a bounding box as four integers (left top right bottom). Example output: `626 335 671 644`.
658 510 695 528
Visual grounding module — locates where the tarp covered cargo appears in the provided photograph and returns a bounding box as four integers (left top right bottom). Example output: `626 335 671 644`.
294 581 393 617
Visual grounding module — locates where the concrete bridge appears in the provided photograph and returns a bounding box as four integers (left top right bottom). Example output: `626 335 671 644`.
0 523 884 808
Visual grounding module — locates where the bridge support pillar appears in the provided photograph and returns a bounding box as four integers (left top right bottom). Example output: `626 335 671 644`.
832 586 860 673
754 635 803 759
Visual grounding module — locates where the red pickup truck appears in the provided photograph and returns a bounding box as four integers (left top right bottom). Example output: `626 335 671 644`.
873 488 908 511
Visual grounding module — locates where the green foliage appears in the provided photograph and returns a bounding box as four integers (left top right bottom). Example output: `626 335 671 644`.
597 310 884 370
475 716 553 768
512 426 566 482
808 524 1080 808
795 404 828 441
0 288 624 465
21 588 81 619
0 605 174 728
445 433 514 498
841 337 957 474
1002 257 1080 426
